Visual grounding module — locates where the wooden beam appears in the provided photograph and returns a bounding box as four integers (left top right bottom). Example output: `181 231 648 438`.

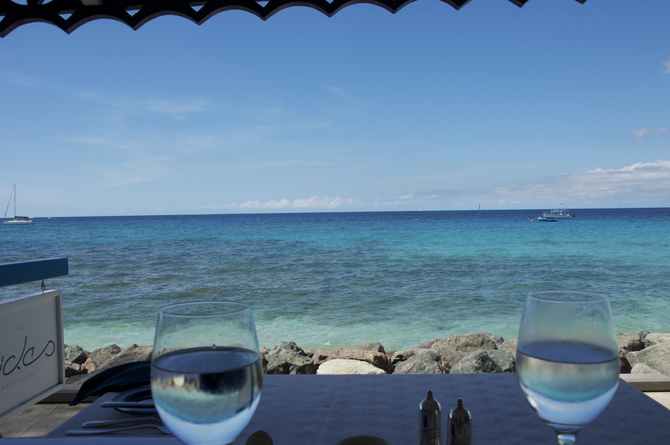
0 258 68 288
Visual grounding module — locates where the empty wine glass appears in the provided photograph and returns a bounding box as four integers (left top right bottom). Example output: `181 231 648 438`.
150 301 262 445
516 291 619 445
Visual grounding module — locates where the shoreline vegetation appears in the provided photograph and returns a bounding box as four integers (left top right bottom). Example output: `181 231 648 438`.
63 331 670 384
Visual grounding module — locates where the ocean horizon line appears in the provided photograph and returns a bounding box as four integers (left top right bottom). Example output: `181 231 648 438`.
19 205 670 219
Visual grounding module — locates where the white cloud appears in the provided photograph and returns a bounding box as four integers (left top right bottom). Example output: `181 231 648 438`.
493 160 670 203
399 189 415 199
203 196 359 211
199 161 670 213
663 58 670 74
631 127 669 139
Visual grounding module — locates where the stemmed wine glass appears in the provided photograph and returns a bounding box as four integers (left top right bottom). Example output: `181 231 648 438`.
516 291 620 445
150 301 262 445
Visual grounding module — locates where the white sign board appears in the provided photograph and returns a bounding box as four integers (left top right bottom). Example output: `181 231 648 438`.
0 290 64 423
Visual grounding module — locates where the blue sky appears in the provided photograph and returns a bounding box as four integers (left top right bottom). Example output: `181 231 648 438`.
1 0 669 217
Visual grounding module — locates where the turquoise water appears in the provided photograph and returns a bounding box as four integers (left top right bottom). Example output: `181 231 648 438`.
1 209 669 351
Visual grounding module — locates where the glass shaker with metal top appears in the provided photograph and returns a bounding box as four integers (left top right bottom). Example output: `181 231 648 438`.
418 390 442 445
447 398 472 445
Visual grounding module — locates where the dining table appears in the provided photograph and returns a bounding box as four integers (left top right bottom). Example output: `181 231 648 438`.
3 373 670 444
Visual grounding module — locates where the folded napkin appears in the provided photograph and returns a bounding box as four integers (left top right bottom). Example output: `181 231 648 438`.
70 361 150 406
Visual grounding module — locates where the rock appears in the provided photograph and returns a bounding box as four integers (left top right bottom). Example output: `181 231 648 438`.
65 344 148 384
317 359 386 375
312 347 393 373
260 346 270 373
64 361 85 377
617 333 644 373
645 333 670 347
88 344 122 369
353 342 386 353
392 349 450 374
391 348 420 364
83 357 97 374
98 344 152 371
487 334 505 349
266 342 317 375
415 338 440 349
499 338 518 360
64 345 87 365
487 349 515 373
430 333 498 368
631 363 664 375
450 350 502 374
627 342 670 376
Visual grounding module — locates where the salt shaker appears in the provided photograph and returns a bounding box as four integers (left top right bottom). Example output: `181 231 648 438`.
447 398 472 445
418 390 442 445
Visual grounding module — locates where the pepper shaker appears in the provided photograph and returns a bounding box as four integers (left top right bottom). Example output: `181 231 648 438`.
447 398 472 445
418 390 442 445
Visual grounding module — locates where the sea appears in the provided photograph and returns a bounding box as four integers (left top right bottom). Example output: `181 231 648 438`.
1 208 669 352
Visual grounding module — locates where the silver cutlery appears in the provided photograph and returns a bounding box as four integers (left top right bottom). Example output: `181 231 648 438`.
82 416 162 428
66 424 172 436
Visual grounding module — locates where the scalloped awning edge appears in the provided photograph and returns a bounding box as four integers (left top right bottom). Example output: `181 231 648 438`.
0 0 588 38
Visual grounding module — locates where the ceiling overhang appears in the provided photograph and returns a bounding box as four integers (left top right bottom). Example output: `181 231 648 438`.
0 0 587 38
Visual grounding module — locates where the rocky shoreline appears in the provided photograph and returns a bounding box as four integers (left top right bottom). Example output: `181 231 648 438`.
64 331 670 384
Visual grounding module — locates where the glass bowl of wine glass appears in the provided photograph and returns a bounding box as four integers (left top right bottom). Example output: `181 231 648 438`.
150 301 262 445
516 291 619 445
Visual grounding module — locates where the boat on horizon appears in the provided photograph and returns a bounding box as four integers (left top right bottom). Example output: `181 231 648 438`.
3 185 34 225
541 209 575 220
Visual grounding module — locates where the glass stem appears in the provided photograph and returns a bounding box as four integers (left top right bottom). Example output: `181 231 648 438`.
557 433 576 445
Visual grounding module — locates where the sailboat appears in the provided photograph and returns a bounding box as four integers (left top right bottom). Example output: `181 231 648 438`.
3 185 35 225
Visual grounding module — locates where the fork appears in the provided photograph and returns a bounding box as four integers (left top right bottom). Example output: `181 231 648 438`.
66 424 172 436
81 416 162 428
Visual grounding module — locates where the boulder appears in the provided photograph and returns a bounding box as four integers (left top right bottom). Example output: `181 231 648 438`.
415 338 440 349
430 333 498 368
631 363 664 375
487 349 515 373
313 347 392 373
317 359 386 375
645 333 670 347
266 342 317 375
626 342 670 376
353 342 386 353
97 344 152 371
391 348 420 364
87 344 122 370
487 334 505 349
499 338 518 360
64 345 87 365
392 349 450 374
64 361 86 377
617 333 644 373
260 346 270 373
83 358 97 374
450 350 502 374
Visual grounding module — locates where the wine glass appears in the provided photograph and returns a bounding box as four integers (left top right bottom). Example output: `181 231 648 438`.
516 291 619 445
150 301 262 445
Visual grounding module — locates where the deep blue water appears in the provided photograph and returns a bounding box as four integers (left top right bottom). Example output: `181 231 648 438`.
1 208 669 351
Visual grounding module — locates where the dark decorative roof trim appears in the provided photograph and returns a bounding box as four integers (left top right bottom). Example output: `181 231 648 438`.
0 0 587 38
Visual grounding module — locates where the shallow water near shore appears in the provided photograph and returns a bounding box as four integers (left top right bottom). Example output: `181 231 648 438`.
1 208 669 351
